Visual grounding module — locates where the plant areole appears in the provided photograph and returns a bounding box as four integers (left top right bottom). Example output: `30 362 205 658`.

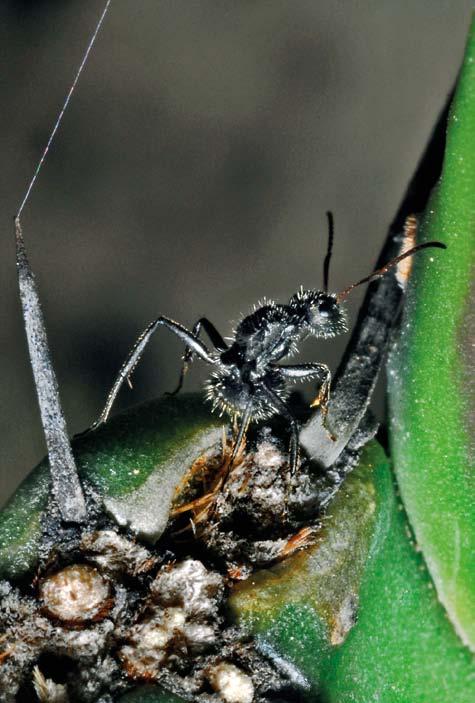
388 14 475 651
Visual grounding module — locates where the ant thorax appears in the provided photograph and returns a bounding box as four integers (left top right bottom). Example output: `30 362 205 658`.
206 302 296 420
233 303 301 364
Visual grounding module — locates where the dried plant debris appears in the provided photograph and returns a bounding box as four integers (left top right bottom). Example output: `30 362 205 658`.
171 420 376 576
32 666 69 702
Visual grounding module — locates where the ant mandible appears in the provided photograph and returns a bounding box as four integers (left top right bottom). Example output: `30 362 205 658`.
92 213 445 477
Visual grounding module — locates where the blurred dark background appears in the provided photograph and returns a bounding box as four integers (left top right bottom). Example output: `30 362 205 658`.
0 1 472 504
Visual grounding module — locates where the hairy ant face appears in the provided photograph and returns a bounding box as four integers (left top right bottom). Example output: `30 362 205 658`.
290 290 348 339
310 294 348 338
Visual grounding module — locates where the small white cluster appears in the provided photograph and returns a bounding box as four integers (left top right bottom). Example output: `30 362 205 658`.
81 530 157 576
207 661 254 703
150 558 224 620
33 666 69 703
120 559 225 680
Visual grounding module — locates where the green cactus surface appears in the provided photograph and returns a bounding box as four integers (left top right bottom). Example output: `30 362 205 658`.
231 441 475 702
387 14 475 651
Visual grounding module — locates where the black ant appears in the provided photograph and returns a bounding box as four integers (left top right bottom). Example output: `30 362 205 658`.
92 213 445 479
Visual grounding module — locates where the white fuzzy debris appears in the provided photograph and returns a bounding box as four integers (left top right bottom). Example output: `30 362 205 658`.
256 641 310 690
330 594 358 645
119 606 186 678
184 622 218 652
150 559 224 620
120 561 225 682
33 666 69 702
208 662 254 703
81 530 157 576
253 441 285 470
53 620 115 660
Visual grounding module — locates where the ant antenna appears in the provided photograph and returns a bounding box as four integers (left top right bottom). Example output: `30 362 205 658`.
323 211 334 292
336 240 446 303
15 0 113 219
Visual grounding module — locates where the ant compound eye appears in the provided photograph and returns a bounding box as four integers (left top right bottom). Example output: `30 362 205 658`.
318 298 334 317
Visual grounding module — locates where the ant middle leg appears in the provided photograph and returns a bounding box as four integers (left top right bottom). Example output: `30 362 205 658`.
278 362 335 439
168 317 228 395
308 365 336 441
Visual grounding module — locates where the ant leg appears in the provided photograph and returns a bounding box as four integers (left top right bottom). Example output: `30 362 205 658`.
167 317 228 395
261 384 300 479
230 402 253 462
308 365 336 441
92 316 216 430
277 362 335 439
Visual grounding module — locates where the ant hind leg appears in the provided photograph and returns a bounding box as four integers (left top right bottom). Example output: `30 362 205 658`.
167 317 228 396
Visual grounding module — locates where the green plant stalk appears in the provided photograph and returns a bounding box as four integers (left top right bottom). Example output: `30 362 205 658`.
387 14 475 650
319 454 475 702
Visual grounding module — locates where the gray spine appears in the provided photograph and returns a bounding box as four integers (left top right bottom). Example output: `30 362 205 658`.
15 217 86 523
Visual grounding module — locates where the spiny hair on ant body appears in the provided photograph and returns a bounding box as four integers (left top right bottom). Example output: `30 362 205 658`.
92 212 446 479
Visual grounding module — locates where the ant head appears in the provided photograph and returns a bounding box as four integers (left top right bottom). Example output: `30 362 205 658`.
290 289 348 339
289 211 347 338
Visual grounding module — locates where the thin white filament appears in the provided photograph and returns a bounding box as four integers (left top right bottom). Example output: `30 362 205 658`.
16 0 113 218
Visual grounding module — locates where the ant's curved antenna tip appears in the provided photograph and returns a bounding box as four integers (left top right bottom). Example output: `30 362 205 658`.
336 239 447 303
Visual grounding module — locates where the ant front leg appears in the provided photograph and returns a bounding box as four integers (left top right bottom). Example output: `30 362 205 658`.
91 316 216 430
168 317 228 395
278 362 335 441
